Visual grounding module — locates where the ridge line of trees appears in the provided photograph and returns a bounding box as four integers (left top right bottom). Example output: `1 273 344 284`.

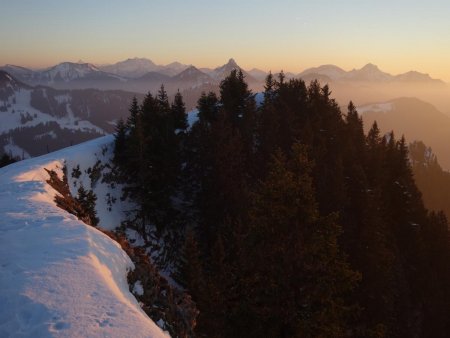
114 70 450 337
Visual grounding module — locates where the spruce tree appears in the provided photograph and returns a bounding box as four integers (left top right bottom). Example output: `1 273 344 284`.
171 90 188 131
126 96 140 129
113 117 127 167
241 144 359 337
197 91 219 126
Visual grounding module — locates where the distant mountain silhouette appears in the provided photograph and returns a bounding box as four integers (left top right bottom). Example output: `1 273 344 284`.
298 63 444 85
2 59 445 94
298 64 347 81
248 68 268 81
172 66 211 84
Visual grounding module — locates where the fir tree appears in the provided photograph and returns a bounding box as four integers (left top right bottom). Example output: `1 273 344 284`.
197 91 219 126
171 90 188 131
113 117 127 167
126 96 140 129
240 144 359 337
76 185 99 226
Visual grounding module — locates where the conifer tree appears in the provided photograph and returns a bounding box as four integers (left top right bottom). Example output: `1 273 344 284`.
157 84 170 114
176 230 204 293
113 117 127 167
219 69 256 132
126 96 140 129
197 91 219 126
171 90 188 131
241 144 359 337
76 185 99 226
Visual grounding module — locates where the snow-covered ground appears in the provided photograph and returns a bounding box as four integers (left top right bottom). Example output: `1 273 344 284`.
0 88 106 135
0 136 169 338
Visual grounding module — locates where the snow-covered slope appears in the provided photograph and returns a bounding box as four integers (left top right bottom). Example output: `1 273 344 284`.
39 62 103 82
0 136 169 338
99 58 159 78
0 71 139 158
98 58 190 78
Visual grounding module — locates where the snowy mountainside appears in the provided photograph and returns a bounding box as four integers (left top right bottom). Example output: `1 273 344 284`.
39 62 105 82
2 58 259 93
9 62 126 89
0 71 140 158
98 58 190 78
99 58 160 78
0 136 169 337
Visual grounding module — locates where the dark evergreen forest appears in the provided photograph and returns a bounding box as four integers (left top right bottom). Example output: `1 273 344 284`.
410 141 450 220
113 70 450 337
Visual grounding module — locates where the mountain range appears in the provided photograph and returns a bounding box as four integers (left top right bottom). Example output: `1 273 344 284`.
298 63 445 84
1 58 448 160
1 58 444 95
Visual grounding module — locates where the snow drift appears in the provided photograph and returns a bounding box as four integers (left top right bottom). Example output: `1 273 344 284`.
0 136 169 337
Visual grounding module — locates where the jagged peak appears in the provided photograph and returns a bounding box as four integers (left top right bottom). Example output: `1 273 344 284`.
214 58 240 71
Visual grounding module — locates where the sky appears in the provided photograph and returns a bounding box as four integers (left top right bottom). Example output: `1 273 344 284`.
1 0 450 80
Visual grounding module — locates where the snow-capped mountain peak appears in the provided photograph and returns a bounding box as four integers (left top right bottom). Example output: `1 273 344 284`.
209 58 254 81
42 62 101 82
99 58 158 78
347 63 392 81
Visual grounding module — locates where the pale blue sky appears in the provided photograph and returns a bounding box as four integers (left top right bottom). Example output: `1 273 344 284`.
1 0 450 79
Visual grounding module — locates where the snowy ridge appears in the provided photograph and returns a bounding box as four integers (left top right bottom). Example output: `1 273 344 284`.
43 62 101 82
0 136 168 338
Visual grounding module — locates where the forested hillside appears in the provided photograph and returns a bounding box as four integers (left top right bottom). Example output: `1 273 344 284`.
113 71 450 337
410 140 450 220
